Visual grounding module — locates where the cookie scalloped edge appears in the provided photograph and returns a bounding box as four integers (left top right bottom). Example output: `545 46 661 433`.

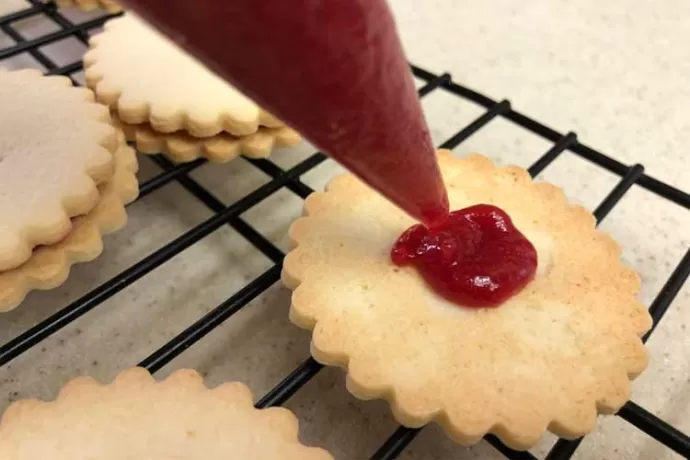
114 115 302 163
281 150 653 450
0 367 334 460
0 142 138 312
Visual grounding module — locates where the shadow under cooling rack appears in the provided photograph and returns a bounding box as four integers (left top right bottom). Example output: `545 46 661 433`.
0 2 689 460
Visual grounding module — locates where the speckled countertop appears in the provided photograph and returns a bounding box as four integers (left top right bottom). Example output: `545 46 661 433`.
0 1 688 459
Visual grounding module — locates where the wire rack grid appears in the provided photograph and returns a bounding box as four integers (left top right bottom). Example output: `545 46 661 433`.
0 2 689 459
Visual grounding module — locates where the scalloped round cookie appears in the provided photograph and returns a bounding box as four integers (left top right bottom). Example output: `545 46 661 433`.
83 14 283 138
0 368 333 460
114 114 302 163
282 151 652 450
0 141 139 312
54 0 122 13
0 68 117 272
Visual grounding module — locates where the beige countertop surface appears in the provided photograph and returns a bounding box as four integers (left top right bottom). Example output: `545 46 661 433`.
0 1 688 459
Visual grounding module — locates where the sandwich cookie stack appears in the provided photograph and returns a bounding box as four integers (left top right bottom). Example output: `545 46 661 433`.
54 0 122 13
0 68 138 312
83 14 302 164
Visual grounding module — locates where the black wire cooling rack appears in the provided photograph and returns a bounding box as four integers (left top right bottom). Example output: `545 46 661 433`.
1 2 689 459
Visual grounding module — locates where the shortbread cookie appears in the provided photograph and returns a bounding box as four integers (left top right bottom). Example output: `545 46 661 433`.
0 142 138 312
0 0 28 16
0 368 333 460
115 115 301 163
283 151 652 450
84 14 283 138
0 68 117 271
54 0 122 13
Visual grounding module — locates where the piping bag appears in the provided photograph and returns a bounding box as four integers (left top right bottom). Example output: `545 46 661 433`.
121 0 449 227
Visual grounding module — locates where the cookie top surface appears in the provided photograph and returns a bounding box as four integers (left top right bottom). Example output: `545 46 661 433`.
0 368 333 460
0 68 117 271
84 14 283 137
283 151 652 450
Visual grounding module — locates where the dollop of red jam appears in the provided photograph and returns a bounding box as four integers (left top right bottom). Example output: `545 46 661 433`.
391 204 538 307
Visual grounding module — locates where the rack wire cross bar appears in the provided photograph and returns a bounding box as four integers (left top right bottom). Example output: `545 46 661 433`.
527 132 577 178
439 99 511 150
618 401 690 457
139 265 283 373
592 164 645 222
149 155 285 264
